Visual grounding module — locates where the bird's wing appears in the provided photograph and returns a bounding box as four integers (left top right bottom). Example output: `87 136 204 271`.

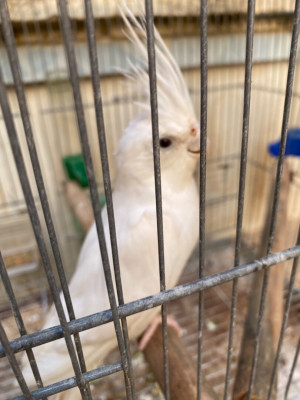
21 205 180 386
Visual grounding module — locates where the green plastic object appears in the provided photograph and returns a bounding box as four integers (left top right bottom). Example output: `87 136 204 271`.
63 154 88 188
62 153 106 212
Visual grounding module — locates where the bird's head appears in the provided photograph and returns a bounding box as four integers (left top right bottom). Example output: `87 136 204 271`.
116 6 200 188
116 113 200 188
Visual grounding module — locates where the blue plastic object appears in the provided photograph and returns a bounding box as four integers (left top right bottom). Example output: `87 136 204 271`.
268 128 300 157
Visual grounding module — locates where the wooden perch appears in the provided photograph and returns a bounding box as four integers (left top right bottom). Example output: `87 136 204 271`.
267 163 291 349
142 321 218 400
63 180 94 234
233 162 291 400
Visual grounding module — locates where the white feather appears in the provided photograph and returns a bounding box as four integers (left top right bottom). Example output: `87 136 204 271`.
119 2 197 133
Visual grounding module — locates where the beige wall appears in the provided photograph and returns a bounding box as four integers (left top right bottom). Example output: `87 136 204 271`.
207 62 300 245
5 0 297 21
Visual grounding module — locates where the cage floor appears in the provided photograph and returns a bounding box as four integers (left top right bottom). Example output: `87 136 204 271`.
0 240 299 400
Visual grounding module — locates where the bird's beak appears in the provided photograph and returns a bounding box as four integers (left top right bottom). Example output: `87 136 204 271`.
187 125 210 155
187 127 200 155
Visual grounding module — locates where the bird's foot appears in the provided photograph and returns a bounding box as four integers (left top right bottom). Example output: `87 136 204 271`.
139 314 181 351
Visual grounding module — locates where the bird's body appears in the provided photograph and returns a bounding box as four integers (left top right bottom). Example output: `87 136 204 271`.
21 7 200 399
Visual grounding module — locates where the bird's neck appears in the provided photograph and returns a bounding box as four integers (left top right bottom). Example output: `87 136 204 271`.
114 168 196 197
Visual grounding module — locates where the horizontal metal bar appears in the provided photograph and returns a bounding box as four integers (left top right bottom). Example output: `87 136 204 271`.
0 253 46 396
1 245 299 359
0 322 31 399
11 362 122 400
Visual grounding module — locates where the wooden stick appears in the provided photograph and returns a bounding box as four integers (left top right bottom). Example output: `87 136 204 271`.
142 322 218 400
63 180 94 234
233 162 290 400
267 163 290 348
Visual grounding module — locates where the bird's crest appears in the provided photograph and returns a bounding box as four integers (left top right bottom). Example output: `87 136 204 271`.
119 3 197 134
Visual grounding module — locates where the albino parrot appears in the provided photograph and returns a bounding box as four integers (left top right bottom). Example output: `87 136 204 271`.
21 6 200 400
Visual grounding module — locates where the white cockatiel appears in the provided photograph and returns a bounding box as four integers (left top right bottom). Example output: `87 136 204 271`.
21 7 200 400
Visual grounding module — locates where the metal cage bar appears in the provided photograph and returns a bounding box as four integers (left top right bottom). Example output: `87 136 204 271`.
197 0 208 398
0 53 89 400
248 0 300 396
24 0 81 272
223 1 256 398
0 254 46 398
0 0 300 399
83 0 136 397
267 227 300 399
0 1 93 397
0 244 299 397
12 362 123 400
56 0 133 398
0 322 32 399
0 246 299 399
145 0 170 398
1 246 299 355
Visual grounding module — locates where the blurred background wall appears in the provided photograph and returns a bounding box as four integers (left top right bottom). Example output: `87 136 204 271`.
0 0 299 295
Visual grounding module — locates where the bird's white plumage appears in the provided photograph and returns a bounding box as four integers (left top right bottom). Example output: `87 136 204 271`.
119 8 197 136
21 5 200 399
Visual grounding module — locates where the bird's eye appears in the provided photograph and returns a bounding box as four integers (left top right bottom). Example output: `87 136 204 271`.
159 138 172 148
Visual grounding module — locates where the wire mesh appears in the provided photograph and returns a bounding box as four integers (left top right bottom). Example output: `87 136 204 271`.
0 0 300 399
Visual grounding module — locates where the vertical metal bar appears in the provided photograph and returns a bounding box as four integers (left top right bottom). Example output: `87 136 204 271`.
267 227 300 399
35 0 76 160
30 0 80 271
144 1 169 398
71 18 96 157
248 0 300 397
55 1 132 398
0 322 32 399
0 72 88 399
0 254 46 398
17 11 58 203
197 0 207 398
223 1 256 399
0 2 93 397
84 1 135 398
284 338 300 400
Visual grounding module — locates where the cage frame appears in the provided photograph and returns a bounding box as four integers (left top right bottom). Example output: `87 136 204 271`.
0 0 299 399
